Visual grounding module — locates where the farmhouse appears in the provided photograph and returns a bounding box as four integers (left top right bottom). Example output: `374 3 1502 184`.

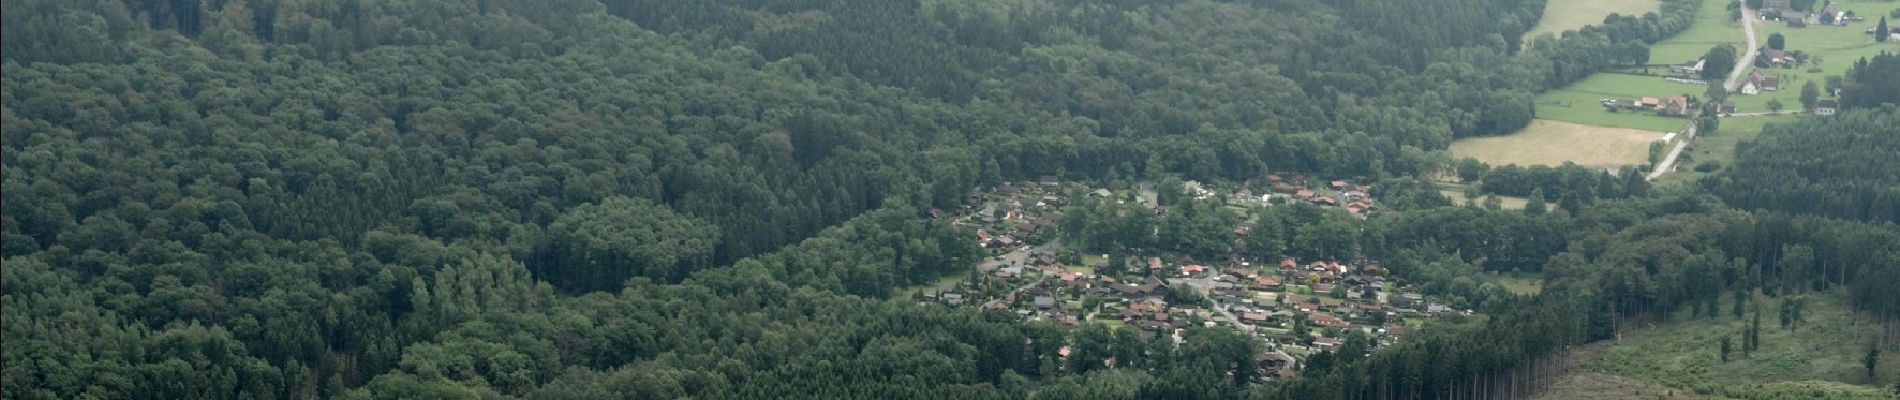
1749 71 1780 92
1815 99 1838 116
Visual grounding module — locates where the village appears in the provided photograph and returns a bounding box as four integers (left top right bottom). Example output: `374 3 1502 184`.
915 175 1466 381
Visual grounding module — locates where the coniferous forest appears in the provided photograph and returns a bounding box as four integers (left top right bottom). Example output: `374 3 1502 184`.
4 0 1900 399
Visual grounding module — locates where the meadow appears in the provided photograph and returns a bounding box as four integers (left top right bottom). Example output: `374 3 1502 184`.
1450 119 1667 168
1532 73 1703 132
1647 0 1753 63
1522 0 1664 45
1655 114 1799 186
1724 0 1900 113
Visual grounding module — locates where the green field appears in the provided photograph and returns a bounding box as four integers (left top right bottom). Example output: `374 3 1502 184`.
1724 0 1900 114
1531 0 1756 131
1655 114 1799 186
1583 292 1900 398
1533 74 1702 131
1648 0 1752 63
1522 0 1664 45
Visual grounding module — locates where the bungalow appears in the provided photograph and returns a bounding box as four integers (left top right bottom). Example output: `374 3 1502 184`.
1312 337 1339 349
1241 311 1270 323
1815 99 1837 115
1225 268 1259 280
1311 313 1347 327
1181 264 1208 277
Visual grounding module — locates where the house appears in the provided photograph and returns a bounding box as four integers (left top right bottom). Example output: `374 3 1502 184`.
1255 276 1282 289
1762 0 1789 11
1038 175 1059 186
1659 96 1690 116
1034 296 1056 310
1241 311 1270 324
1749 70 1780 92
1815 99 1838 115
1740 80 1760 95
1181 264 1207 277
1764 49 1787 65
1258 351 1295 372
1721 100 1737 114
1149 257 1165 271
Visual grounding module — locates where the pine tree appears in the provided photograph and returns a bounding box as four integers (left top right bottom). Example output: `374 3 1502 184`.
1879 17 1890 43
1800 81 1820 112
1867 340 1882 378
1720 336 1733 362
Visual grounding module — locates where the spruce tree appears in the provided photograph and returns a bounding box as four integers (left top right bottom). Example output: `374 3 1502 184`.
1879 17 1890 42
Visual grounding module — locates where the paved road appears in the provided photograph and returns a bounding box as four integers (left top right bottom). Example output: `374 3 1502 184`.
1724 5 1761 91
1650 2 1758 181
1726 110 1800 117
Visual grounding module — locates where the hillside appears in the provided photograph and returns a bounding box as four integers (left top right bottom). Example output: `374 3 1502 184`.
5 0 1900 399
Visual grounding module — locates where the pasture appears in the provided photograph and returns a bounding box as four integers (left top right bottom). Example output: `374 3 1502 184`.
1449 119 1667 168
1725 0 1900 114
1532 73 1702 132
1647 0 1752 63
1522 0 1664 45
1655 114 1798 186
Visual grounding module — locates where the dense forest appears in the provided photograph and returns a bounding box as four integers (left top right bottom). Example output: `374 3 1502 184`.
5 0 1899 399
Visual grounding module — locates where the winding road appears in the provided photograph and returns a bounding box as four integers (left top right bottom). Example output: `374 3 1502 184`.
1648 2 1758 181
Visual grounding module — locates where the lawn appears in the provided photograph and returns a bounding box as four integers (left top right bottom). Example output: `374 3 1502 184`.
1450 119 1668 168
1583 291 1900 397
1653 114 1799 186
1522 0 1663 46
